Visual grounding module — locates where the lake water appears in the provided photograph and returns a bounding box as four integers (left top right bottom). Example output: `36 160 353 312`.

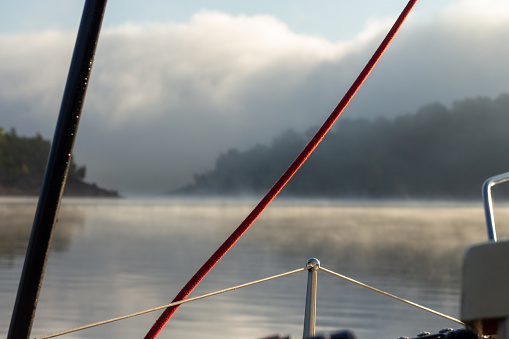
1 197 508 339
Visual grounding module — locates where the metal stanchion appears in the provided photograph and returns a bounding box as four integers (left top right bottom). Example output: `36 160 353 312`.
303 258 320 338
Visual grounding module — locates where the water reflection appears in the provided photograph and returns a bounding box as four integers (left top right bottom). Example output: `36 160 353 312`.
0 197 86 265
1 198 507 339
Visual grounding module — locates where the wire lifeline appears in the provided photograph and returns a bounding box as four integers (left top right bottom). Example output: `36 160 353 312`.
144 1 418 338
320 267 465 326
35 268 306 339
36 264 463 338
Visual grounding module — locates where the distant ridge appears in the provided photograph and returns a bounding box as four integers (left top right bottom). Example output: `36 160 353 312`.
0 126 119 197
0 180 119 197
176 93 509 199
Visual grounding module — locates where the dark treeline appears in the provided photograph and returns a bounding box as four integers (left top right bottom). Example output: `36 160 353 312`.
178 93 509 199
0 127 117 196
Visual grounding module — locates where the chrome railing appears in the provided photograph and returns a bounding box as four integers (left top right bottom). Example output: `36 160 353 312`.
482 171 509 242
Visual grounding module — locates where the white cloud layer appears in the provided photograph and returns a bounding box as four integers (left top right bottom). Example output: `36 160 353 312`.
1 2 509 194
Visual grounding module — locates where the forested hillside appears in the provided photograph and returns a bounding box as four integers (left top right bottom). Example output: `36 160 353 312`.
178 94 509 199
0 127 118 196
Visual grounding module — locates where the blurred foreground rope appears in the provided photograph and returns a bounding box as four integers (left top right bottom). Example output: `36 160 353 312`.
145 1 419 338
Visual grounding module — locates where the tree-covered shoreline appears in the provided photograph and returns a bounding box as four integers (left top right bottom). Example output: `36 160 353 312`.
177 94 509 199
0 127 118 197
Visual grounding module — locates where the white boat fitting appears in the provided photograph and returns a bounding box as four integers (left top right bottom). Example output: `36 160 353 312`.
460 171 509 339
461 239 509 339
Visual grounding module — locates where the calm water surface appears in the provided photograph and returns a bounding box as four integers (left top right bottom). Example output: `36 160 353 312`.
1 197 508 339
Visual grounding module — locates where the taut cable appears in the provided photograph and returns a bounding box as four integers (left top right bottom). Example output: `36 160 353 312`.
35 268 305 339
320 267 465 326
37 263 464 338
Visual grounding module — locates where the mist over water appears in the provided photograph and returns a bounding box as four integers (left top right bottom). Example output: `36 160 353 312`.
1 197 507 339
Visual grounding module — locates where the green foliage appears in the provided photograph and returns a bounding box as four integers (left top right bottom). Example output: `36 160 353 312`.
0 127 87 193
180 93 509 198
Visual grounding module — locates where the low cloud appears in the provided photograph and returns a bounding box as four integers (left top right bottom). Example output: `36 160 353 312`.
1 3 509 194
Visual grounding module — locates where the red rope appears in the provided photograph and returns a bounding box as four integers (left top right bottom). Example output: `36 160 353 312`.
144 1 417 337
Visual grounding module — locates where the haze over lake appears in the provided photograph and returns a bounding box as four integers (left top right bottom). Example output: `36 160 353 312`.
2 197 507 338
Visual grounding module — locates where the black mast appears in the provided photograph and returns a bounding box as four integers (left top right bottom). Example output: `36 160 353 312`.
7 1 107 338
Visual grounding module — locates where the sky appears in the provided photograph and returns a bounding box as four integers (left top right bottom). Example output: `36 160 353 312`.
1 0 509 195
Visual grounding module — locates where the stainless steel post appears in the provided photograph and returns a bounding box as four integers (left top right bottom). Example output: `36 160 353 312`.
482 171 509 242
303 258 320 338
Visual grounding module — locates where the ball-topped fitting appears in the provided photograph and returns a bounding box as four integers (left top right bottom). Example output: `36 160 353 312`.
306 258 320 271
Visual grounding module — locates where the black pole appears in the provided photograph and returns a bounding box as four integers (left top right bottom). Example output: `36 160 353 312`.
7 1 107 338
